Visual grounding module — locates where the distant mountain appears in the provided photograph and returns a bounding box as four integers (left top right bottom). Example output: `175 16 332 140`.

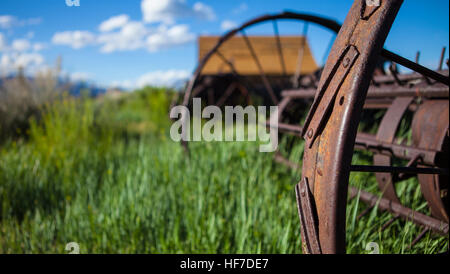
65 80 107 97
0 74 109 97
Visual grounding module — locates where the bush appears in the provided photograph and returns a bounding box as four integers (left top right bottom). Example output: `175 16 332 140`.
0 69 62 141
95 86 174 140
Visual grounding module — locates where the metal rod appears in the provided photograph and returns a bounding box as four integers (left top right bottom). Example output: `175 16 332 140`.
407 227 430 249
235 82 252 105
398 153 422 180
274 152 299 170
349 187 448 235
357 206 374 220
292 22 309 88
438 47 446 71
191 83 207 97
381 215 399 231
321 35 335 66
215 49 258 95
265 121 302 136
367 84 448 98
272 20 287 77
373 70 448 84
207 88 215 105
381 49 449 85
350 165 449 175
389 62 404 86
216 82 236 107
267 120 439 166
215 49 239 75
282 84 449 99
240 30 278 104
363 98 394 109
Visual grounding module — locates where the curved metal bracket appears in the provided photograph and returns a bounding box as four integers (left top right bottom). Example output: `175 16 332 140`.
298 0 404 254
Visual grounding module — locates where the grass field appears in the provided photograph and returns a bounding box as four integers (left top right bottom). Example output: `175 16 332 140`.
0 87 448 254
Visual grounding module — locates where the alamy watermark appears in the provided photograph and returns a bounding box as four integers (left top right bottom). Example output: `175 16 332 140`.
170 98 279 152
365 242 380 254
65 0 80 7
65 242 80 254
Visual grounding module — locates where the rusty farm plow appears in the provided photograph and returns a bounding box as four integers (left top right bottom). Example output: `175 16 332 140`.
178 0 449 254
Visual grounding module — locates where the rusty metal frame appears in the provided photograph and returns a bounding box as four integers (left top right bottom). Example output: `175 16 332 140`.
298 0 405 254
412 100 449 222
175 2 450 254
182 9 448 109
373 97 414 204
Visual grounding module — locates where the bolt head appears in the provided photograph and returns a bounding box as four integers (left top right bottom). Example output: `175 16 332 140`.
317 168 323 176
343 57 351 68
307 128 313 138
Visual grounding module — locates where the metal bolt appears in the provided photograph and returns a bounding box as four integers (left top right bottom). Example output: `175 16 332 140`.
343 57 350 68
307 128 314 138
301 188 306 197
317 168 323 176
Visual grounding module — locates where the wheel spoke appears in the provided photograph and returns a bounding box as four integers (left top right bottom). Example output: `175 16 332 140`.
272 20 287 77
240 29 278 104
216 82 237 107
292 22 309 88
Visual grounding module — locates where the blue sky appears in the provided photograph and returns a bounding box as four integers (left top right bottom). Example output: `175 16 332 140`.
0 0 448 89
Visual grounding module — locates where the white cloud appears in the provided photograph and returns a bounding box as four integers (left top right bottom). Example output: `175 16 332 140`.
12 39 31 52
192 2 216 21
121 21 148 37
0 15 42 29
221 20 237 31
70 71 92 82
0 33 6 51
24 18 42 26
0 32 48 75
32 42 46 51
0 33 46 53
0 15 16 29
136 70 190 87
25 31 35 39
97 21 194 53
111 79 135 90
136 69 189 87
0 54 12 73
15 52 44 68
52 30 96 49
0 52 45 74
99 14 129 32
98 21 148 53
141 0 215 24
112 69 190 89
53 19 194 54
50 0 200 53
232 3 248 14
146 24 194 52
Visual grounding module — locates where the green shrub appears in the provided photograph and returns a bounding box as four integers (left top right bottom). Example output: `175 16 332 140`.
0 69 61 141
95 86 173 140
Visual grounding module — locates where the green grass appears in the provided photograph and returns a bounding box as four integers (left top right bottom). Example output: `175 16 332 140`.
0 88 447 254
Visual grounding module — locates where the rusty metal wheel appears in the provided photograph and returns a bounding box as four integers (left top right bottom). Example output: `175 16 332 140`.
181 11 343 109
295 0 449 254
178 11 347 153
